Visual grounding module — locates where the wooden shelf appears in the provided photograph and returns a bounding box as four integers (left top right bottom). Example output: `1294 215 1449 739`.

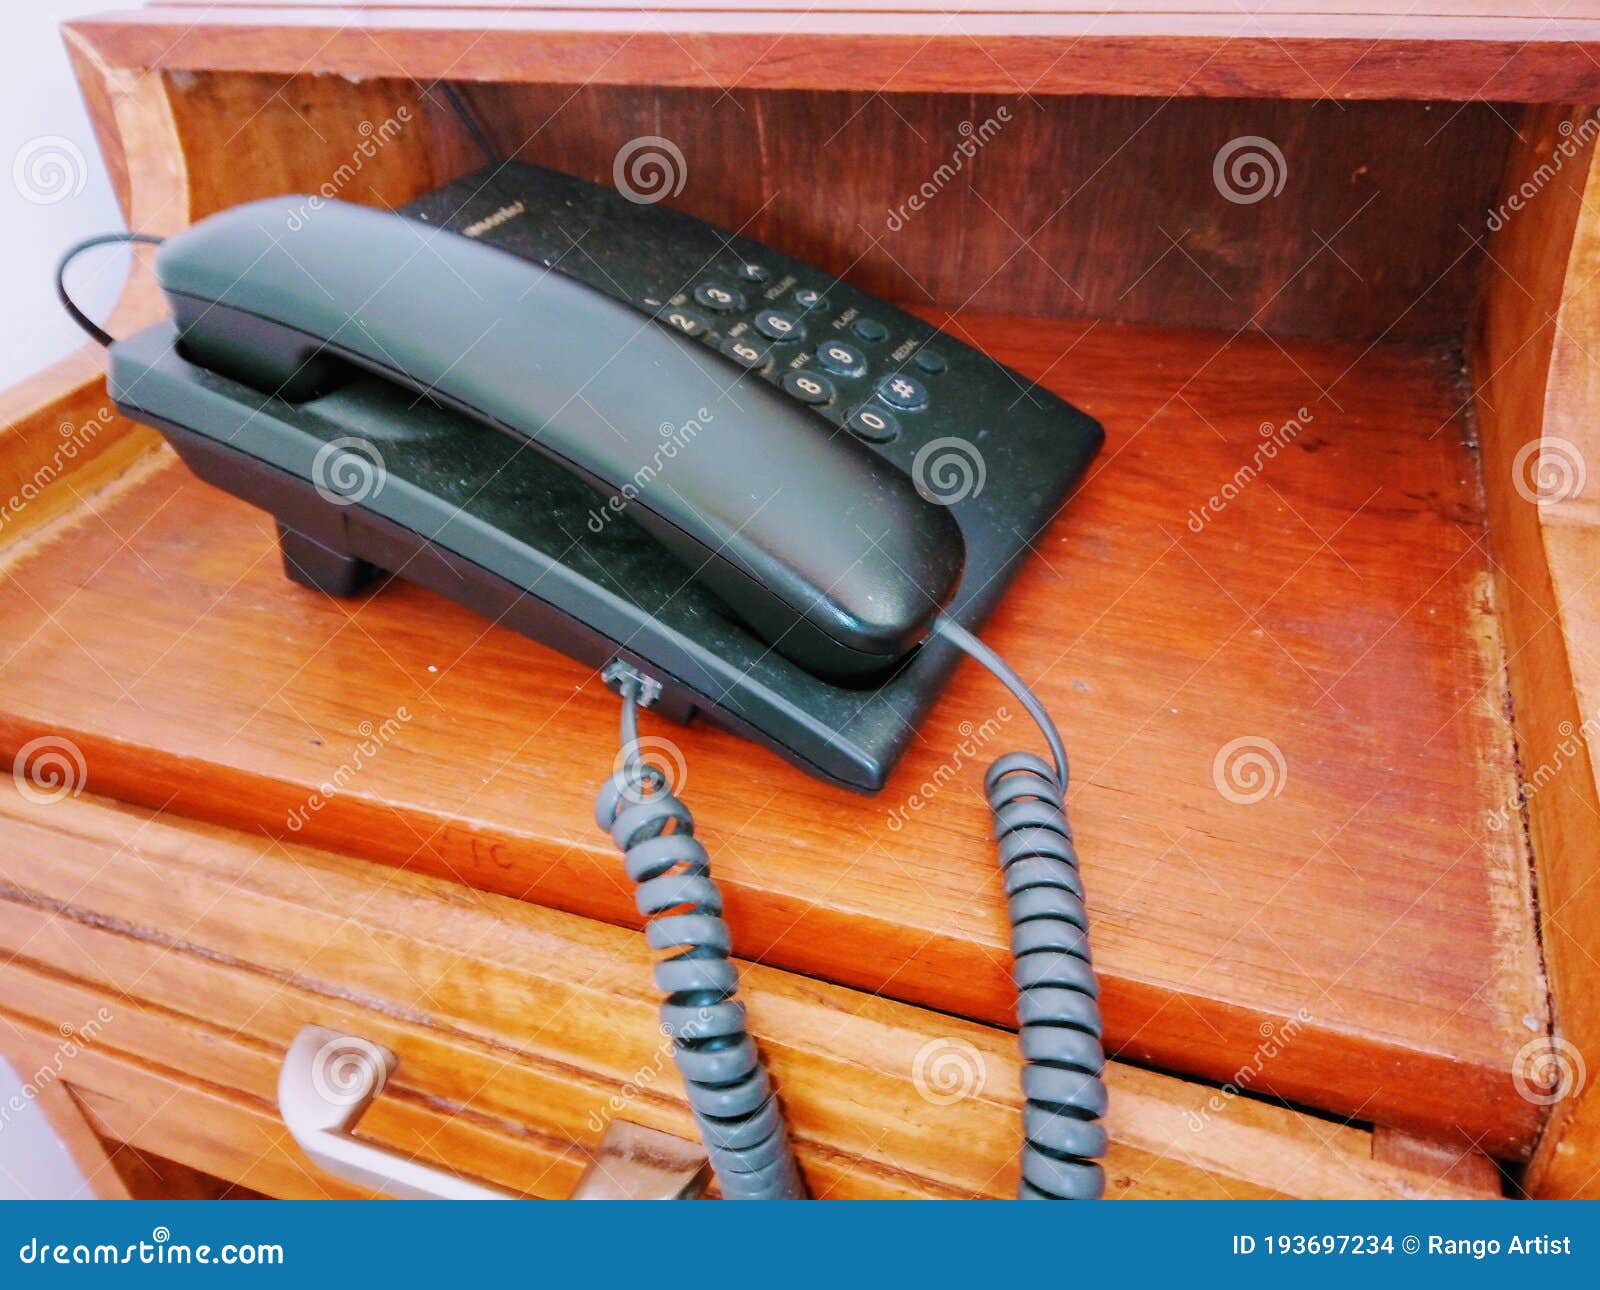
69 2 1600 101
0 311 1543 1155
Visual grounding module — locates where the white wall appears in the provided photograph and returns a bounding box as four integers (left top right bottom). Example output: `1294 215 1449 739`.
0 0 123 1198
2 0 127 388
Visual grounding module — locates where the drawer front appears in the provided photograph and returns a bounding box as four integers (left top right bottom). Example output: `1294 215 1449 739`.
0 791 1488 1200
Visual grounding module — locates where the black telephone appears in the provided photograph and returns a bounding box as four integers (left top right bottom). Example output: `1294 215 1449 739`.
67 159 1107 1199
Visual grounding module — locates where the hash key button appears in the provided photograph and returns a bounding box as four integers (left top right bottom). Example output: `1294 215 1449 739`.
876 372 929 412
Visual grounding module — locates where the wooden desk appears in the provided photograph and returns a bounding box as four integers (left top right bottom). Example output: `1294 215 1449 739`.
5 0 1599 1197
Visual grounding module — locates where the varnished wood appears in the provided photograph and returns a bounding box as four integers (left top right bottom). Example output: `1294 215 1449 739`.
0 791 1496 1199
1472 104 1600 1198
63 6 1600 103
0 315 1542 1154
438 81 1509 342
66 64 1515 344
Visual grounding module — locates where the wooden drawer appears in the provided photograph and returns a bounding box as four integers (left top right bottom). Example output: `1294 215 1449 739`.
0 790 1493 1200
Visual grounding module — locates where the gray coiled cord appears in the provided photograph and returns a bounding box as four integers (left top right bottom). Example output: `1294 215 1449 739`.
597 614 1105 1201
933 616 1107 1199
595 679 805 1199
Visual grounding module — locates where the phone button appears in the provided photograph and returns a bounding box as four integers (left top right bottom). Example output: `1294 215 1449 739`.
738 262 771 284
658 306 710 337
846 405 900 443
793 287 830 312
694 282 746 312
755 309 806 343
912 348 948 374
816 339 868 377
876 372 929 412
782 369 836 405
719 336 772 371
852 317 890 343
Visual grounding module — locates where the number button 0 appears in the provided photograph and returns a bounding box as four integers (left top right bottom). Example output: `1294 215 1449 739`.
782 370 836 405
816 340 868 378
876 372 929 412
847 405 899 443
694 282 746 312
754 309 806 343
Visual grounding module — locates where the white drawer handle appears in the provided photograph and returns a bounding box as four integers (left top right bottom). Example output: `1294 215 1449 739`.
278 1025 709 1199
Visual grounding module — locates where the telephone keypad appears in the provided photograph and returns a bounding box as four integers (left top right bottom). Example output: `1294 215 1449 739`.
876 372 929 412
781 370 836 405
720 336 773 371
695 282 746 312
754 309 806 343
658 306 710 337
846 405 899 443
816 340 868 378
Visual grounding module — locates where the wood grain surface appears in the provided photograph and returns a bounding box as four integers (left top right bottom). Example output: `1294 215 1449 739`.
63 5 1600 103
0 313 1544 1154
1471 105 1600 1197
0 790 1498 1199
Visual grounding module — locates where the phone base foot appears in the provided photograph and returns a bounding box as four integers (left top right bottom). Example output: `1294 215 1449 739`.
277 522 378 597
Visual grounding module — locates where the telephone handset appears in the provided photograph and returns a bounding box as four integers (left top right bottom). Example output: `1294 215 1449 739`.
155 197 965 682
80 158 1107 1199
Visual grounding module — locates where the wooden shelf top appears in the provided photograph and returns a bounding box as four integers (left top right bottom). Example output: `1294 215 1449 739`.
0 312 1544 1154
70 1 1600 100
